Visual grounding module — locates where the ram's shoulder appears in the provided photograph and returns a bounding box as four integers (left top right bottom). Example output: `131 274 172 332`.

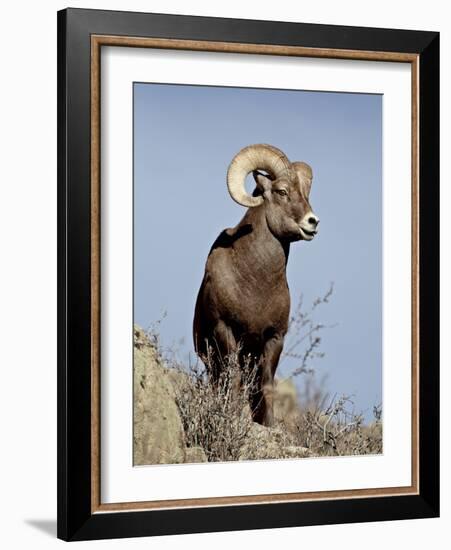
209 224 253 253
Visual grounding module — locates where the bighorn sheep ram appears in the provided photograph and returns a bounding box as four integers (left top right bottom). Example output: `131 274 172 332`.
193 144 319 426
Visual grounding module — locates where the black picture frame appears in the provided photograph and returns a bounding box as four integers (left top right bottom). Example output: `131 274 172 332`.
57 7 439 542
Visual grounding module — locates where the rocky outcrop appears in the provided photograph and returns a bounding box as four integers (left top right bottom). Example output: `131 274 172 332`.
239 422 310 461
133 326 187 465
184 446 208 463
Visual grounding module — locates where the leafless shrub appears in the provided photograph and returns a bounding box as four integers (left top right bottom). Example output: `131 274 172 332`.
142 312 167 355
281 283 334 377
170 348 260 462
276 284 382 456
278 375 383 456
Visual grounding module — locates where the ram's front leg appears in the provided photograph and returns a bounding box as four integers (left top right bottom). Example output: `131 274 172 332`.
207 320 237 382
252 334 284 427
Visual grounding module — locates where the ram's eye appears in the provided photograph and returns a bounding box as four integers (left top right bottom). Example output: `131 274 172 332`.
277 189 288 197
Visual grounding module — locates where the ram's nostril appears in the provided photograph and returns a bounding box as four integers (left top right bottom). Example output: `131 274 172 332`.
308 216 319 226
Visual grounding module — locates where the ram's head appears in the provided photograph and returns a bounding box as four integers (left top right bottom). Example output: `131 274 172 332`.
227 144 319 242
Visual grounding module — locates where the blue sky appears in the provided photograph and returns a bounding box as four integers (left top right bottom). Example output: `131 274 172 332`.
133 82 382 421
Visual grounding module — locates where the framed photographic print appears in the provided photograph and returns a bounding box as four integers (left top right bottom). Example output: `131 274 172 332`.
57 8 439 541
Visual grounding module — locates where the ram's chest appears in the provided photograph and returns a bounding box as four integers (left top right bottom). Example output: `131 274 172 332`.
221 271 290 336
205 236 290 335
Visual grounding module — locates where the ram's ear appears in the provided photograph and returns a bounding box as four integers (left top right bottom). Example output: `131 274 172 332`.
292 162 313 198
252 171 273 197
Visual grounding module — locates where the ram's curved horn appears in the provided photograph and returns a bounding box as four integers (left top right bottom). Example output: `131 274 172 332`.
227 144 293 208
292 161 313 198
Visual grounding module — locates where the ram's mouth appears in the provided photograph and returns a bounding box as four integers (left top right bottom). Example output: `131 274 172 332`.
299 226 317 241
